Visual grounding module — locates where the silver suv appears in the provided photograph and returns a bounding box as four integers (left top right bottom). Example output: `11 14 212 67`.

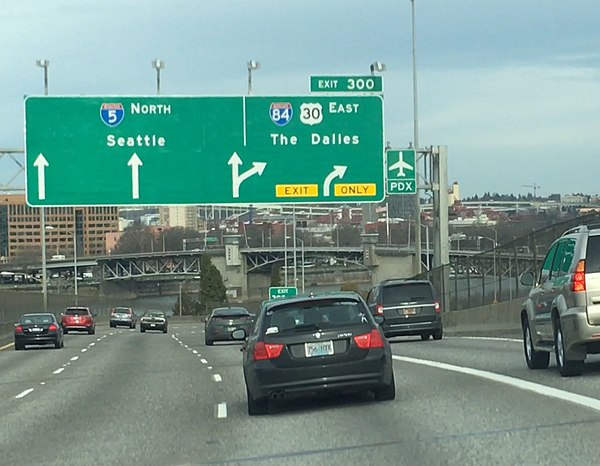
520 224 600 376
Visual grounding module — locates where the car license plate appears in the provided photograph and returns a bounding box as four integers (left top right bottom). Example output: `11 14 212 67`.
150 324 156 327
227 326 236 331
30 327 43 332
402 308 417 315
305 340 334 358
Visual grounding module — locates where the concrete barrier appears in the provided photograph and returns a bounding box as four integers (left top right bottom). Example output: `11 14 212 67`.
442 297 524 336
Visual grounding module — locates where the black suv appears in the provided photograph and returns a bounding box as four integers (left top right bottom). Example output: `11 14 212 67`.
366 279 442 340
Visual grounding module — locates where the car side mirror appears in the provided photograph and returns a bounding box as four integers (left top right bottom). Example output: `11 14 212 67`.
520 272 535 287
373 315 385 325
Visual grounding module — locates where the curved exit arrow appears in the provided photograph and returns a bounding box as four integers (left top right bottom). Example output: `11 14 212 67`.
323 165 347 197
229 152 267 198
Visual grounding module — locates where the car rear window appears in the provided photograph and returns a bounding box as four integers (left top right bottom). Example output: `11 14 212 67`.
587 236 600 273
21 314 54 324
113 308 131 314
263 299 369 334
65 308 90 316
383 283 435 303
213 308 248 317
145 312 164 318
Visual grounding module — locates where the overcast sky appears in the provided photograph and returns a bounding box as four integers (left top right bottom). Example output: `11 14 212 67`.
1 0 599 197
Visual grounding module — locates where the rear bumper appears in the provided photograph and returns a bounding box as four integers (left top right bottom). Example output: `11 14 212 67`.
245 350 393 399
62 323 93 331
111 319 134 326
15 335 59 345
141 322 167 330
382 316 442 337
208 325 253 341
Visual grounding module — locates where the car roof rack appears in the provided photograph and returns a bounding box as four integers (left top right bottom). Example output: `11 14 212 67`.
562 224 600 237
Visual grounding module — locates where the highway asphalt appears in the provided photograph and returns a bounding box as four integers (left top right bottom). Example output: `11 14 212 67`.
3 322 600 465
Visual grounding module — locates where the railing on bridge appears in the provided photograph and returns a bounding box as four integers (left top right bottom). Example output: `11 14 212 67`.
416 212 600 312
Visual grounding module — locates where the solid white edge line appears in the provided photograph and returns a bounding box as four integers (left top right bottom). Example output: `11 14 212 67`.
53 368 65 375
393 355 600 413
81 348 87 352
89 342 95 346
15 388 34 399
71 356 79 361
217 402 227 419
449 336 521 343
213 374 222 382
0 342 14 351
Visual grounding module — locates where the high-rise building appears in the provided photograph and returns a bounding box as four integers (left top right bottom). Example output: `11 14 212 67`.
158 205 199 230
0 194 119 260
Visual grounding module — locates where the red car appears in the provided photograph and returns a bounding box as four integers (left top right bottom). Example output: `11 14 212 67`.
61 307 96 334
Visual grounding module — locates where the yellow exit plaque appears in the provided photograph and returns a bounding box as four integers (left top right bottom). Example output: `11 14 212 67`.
334 184 376 196
275 184 319 197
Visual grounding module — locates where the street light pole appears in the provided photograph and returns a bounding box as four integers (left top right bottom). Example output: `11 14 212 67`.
410 0 422 274
247 60 260 95
152 59 165 95
36 59 49 312
73 223 78 306
283 219 288 287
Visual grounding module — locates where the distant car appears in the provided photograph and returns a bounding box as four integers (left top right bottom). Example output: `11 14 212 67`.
110 307 136 329
140 311 168 333
366 279 442 341
61 307 96 335
205 306 254 346
238 292 395 415
15 313 64 350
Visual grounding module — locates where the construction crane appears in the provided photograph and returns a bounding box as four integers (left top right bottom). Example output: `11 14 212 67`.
522 183 541 199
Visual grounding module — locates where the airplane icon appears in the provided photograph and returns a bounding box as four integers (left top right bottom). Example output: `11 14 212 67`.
388 152 414 177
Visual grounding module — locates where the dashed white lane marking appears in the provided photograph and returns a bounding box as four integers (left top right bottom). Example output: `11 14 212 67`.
109 333 114 336
191 331 195 334
89 342 96 347
81 348 87 353
15 388 34 399
53 368 65 375
40 382 45 385
213 374 222 382
96 338 102 341
208 366 213 370
200 359 208 364
192 350 198 354
216 402 227 419
393 355 600 413
71 356 79 361
449 336 521 343
184 345 189 349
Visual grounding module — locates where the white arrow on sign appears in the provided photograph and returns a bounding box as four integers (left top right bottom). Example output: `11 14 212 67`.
323 165 347 197
228 152 267 198
127 153 143 200
33 153 49 200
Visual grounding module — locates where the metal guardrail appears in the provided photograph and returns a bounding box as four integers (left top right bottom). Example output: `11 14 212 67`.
415 212 600 312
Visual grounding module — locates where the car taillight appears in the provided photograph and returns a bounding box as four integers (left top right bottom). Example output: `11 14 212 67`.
15 325 23 334
571 259 586 292
48 323 58 332
253 341 284 360
434 300 441 314
353 329 385 349
375 304 384 315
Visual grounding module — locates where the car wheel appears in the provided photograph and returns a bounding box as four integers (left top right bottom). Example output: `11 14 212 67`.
432 328 443 341
54 339 62 349
63 328 68 335
523 316 549 369
109 323 115 328
374 374 396 401
130 323 135 329
14 342 23 351
247 387 269 416
89 328 95 335
163 328 168 334
420 333 430 341
205 338 213 346
554 319 584 377
140 327 145 333
61 339 64 348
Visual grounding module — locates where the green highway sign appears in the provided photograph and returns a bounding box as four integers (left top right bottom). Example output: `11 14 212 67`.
24 96 384 206
386 149 416 195
269 286 298 300
310 76 383 93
